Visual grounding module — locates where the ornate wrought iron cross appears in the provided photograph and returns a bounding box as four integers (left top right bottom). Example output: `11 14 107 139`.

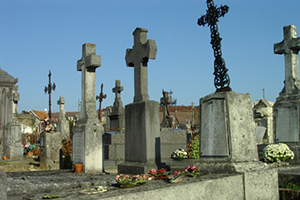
96 83 107 123
198 0 231 92
44 71 56 119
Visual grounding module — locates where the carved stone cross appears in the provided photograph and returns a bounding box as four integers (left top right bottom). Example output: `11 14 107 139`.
77 43 101 119
113 79 123 100
125 28 157 102
274 25 300 94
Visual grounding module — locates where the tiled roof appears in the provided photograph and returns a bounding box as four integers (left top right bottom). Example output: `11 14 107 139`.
30 110 49 120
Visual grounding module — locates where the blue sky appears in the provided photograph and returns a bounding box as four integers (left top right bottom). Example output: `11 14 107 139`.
1 0 300 112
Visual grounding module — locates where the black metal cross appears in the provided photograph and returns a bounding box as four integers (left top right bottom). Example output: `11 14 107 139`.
44 71 56 119
198 0 231 92
96 83 107 123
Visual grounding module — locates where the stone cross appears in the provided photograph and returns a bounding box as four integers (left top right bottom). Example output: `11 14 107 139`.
274 25 300 94
125 28 157 102
57 96 66 119
77 43 101 119
113 79 123 101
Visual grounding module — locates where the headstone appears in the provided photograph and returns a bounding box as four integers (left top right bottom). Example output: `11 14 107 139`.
72 43 104 173
273 25 300 143
118 28 160 174
39 131 62 170
57 96 69 139
253 99 274 143
255 126 267 144
160 91 176 128
200 91 258 162
0 68 22 159
108 80 125 131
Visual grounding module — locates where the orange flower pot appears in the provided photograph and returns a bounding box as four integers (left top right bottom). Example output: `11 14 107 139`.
3 155 8 160
74 164 83 173
27 152 33 156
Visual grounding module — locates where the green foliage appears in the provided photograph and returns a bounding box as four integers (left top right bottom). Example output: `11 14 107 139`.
188 135 199 159
282 182 300 190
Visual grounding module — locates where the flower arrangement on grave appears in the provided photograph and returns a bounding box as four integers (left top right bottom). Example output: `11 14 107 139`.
148 168 169 179
169 170 184 183
188 134 199 159
263 143 294 163
42 118 52 132
24 143 35 153
115 174 149 188
184 165 199 177
171 149 188 161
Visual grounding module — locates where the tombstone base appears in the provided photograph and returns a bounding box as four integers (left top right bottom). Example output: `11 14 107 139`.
200 91 258 162
72 119 104 173
40 131 62 170
118 162 157 175
274 93 300 143
118 100 160 174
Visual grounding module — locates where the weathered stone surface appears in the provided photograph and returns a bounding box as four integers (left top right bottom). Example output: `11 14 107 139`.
57 96 69 139
118 101 160 174
200 91 258 162
73 43 104 173
0 169 7 200
274 25 300 95
39 131 62 170
125 28 157 103
253 98 274 143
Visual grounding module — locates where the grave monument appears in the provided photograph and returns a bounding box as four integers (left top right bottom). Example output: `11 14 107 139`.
118 27 160 174
72 43 104 173
0 68 22 159
273 25 300 143
197 1 278 199
57 96 69 139
108 79 125 131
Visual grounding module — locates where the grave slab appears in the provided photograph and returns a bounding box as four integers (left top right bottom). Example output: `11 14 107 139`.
200 91 258 162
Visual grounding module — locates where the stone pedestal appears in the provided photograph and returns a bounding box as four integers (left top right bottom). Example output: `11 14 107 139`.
6 120 23 158
40 131 62 170
118 100 160 174
200 91 258 162
274 94 300 143
72 119 104 173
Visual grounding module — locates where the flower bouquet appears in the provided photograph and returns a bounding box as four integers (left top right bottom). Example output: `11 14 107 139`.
171 149 188 161
115 174 149 188
263 143 294 163
42 118 52 132
148 168 169 180
184 165 199 177
169 170 184 183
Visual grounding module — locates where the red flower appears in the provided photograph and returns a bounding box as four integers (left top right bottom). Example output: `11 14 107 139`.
156 168 166 174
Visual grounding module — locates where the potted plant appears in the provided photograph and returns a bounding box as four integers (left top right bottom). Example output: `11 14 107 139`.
148 168 169 180
184 165 199 177
74 163 83 173
263 143 294 164
171 149 188 161
169 170 184 183
115 174 149 188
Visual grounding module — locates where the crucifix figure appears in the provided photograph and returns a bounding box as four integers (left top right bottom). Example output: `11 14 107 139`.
125 28 157 102
96 83 107 123
44 70 56 119
198 0 231 92
274 25 300 95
